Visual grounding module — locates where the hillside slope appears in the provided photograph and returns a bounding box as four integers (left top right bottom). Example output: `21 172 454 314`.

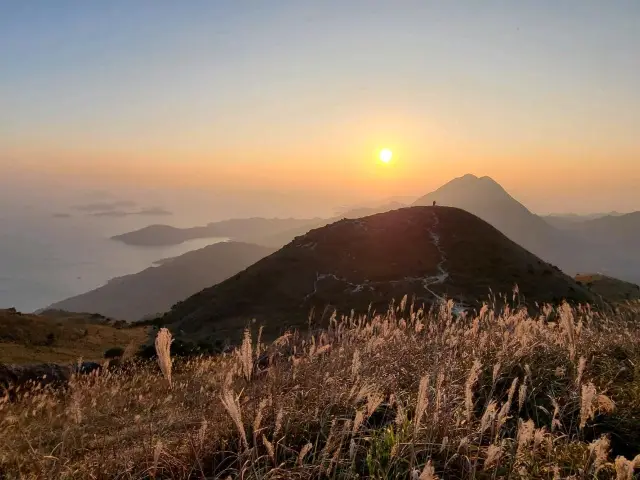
0 309 148 364
256 202 409 247
161 207 593 343
46 242 275 321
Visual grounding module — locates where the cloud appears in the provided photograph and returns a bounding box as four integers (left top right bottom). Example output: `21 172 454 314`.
89 207 173 218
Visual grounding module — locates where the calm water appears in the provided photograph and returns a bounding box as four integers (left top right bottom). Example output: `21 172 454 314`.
0 208 224 312
0 180 347 312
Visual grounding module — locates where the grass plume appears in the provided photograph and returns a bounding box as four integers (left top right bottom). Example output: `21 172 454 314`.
1 300 640 478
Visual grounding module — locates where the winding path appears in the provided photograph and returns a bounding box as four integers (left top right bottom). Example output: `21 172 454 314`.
421 210 449 302
303 208 467 314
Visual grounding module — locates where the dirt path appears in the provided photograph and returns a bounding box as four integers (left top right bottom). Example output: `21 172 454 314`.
423 210 468 315
304 209 467 315
421 210 449 301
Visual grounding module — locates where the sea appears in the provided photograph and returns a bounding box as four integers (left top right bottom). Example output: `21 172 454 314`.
0 206 227 313
0 184 341 313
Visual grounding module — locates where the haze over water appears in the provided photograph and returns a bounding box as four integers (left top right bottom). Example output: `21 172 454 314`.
0 180 351 312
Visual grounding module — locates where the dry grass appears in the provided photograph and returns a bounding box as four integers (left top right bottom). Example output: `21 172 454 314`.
2 300 640 479
0 309 148 364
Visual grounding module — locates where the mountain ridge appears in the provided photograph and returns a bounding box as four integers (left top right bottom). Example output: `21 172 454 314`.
161 206 594 344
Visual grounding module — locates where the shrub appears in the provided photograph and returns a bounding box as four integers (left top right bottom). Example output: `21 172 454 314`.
104 347 125 359
44 332 55 346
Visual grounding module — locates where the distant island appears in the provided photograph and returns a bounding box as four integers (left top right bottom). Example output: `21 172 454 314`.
111 218 328 247
111 203 407 248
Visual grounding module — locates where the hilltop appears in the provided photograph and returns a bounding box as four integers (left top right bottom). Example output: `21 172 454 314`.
161 206 593 343
110 175 640 285
46 242 275 321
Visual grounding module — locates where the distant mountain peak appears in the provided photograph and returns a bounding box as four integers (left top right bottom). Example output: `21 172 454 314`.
421 174 514 205
459 173 479 180
478 175 501 184
438 173 502 190
412 174 563 261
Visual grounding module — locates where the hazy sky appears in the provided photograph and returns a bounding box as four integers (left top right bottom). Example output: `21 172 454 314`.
2 1 639 213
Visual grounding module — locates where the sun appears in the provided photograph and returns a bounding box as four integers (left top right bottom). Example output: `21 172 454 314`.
379 148 393 163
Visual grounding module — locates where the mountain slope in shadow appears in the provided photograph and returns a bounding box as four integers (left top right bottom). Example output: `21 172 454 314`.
161 206 593 344
46 242 275 321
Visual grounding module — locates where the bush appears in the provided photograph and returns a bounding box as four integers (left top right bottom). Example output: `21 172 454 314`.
104 346 125 359
136 338 218 359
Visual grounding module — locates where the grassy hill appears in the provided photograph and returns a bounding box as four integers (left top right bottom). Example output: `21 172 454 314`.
0 309 148 364
2 303 640 478
160 206 593 344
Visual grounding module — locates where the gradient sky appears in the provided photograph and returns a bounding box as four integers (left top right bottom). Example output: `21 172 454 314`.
2 1 639 213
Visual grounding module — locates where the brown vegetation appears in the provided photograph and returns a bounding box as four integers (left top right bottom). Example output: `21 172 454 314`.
2 301 640 478
0 309 148 364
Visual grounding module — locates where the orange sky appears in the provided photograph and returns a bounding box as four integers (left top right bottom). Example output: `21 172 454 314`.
2 2 639 214
6 138 639 214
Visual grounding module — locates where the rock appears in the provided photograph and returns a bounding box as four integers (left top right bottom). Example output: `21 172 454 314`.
0 363 72 392
1 360 105 395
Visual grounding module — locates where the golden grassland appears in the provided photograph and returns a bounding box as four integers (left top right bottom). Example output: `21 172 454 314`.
0 309 149 364
2 300 640 479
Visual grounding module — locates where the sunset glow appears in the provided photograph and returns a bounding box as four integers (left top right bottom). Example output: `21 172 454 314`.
379 149 393 163
1 2 639 213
